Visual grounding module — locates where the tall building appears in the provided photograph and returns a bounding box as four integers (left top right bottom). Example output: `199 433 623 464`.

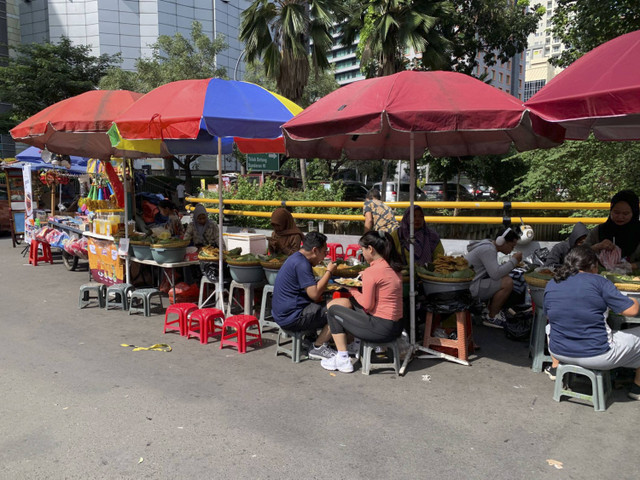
523 0 565 101
19 0 249 77
327 27 364 86
472 52 525 100
0 0 20 157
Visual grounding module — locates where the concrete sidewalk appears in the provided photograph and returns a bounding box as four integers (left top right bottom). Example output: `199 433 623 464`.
0 235 636 479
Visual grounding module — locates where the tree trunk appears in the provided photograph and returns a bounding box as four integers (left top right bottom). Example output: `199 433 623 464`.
299 158 308 190
163 157 175 177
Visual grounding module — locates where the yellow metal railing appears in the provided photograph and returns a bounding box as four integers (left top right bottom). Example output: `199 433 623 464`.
185 197 610 225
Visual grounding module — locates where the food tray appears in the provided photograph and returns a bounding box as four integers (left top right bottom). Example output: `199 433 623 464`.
613 283 640 292
260 260 286 269
226 258 261 267
417 272 474 283
150 240 189 249
334 278 362 287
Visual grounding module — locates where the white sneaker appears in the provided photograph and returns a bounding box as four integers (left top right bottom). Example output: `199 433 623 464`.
321 354 354 373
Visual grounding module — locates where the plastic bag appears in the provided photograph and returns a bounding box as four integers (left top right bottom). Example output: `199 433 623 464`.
504 306 533 342
424 290 473 314
524 247 549 268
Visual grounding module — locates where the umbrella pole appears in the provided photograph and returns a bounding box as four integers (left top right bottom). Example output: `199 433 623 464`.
399 135 468 376
217 138 224 311
124 158 130 285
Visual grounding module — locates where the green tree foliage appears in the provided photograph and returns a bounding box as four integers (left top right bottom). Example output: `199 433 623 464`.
508 138 640 205
99 22 229 190
341 0 454 77
240 0 343 104
443 0 544 75
202 176 359 231
549 0 640 68
0 37 119 126
99 21 228 93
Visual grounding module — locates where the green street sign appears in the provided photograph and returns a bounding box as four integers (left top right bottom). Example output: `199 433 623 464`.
246 153 279 172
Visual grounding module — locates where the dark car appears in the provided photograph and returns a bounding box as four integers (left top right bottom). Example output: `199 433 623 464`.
422 182 474 201
317 180 369 201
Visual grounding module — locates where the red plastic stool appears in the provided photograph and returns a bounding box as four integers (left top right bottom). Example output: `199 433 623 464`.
325 243 345 262
344 244 361 261
29 240 53 266
219 314 262 353
187 308 225 344
332 290 352 300
163 303 198 336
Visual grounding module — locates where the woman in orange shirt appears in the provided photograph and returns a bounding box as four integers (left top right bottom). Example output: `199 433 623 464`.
321 231 404 373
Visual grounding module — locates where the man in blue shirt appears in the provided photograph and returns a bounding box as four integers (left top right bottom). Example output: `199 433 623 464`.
272 232 337 360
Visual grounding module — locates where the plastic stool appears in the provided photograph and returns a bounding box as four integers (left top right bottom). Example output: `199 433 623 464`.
79 283 106 309
29 240 53 266
104 283 134 311
258 284 279 332
187 308 225 344
325 243 344 262
276 328 307 363
227 280 261 316
553 364 612 412
344 244 362 261
529 303 552 373
423 310 475 365
128 288 164 316
163 303 198 336
219 314 262 353
360 338 401 375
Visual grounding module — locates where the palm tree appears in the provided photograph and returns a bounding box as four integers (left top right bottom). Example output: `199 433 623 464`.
341 0 453 77
240 0 340 103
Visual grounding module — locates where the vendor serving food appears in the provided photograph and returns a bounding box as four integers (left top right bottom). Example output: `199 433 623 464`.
268 208 304 256
183 203 224 249
585 190 640 270
466 227 522 329
391 206 444 267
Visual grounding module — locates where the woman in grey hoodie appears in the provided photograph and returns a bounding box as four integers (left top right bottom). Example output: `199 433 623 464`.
466 228 522 328
544 222 588 267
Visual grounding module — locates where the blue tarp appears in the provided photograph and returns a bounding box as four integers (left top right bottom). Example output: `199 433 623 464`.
16 146 88 174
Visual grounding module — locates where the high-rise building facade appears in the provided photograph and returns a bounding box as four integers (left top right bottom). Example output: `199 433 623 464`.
523 0 565 101
19 0 249 77
473 52 525 100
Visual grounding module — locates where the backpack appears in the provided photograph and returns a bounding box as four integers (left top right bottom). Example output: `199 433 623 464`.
504 306 533 342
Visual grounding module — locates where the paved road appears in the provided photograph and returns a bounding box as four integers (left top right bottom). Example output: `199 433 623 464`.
0 236 637 479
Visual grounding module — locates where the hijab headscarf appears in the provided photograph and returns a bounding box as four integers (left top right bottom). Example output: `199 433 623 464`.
191 203 210 238
598 190 640 258
269 208 303 255
399 206 440 265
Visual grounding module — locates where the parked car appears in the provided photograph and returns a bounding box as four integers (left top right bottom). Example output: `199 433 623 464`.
371 182 427 202
472 185 498 199
422 182 474 201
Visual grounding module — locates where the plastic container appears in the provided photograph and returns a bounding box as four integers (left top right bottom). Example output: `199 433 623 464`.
151 246 187 264
229 265 265 284
263 267 279 285
131 244 153 261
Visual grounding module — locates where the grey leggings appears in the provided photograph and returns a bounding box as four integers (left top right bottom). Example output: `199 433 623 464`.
327 305 403 343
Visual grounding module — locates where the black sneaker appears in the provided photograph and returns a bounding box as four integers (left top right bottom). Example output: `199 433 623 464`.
628 383 640 400
544 365 557 380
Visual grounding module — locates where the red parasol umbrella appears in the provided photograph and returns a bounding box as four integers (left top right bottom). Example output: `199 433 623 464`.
525 29 640 141
11 89 144 159
282 70 564 374
283 70 564 160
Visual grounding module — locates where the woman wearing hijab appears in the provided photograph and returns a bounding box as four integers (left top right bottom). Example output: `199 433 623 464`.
268 208 304 256
391 206 444 267
183 204 224 248
585 190 640 269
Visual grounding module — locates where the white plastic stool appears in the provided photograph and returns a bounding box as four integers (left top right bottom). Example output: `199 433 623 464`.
258 284 279 332
226 280 263 317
